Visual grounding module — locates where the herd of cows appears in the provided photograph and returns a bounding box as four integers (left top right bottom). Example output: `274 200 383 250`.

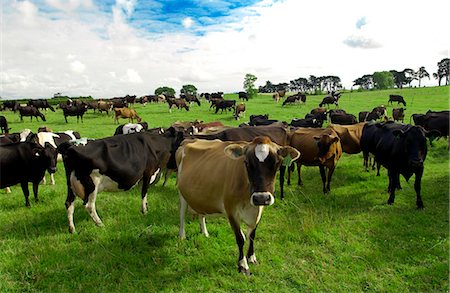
0 91 449 274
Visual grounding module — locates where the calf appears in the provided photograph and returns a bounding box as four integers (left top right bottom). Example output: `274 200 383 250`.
114 122 149 135
288 128 342 194
176 137 299 274
360 121 435 208
388 94 406 106
0 141 57 206
58 128 184 233
18 106 46 122
392 108 405 122
0 116 10 133
114 108 142 123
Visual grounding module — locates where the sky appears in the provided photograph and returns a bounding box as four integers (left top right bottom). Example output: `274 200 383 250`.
1 0 449 99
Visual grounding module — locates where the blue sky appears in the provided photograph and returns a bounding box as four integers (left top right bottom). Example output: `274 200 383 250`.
1 0 449 98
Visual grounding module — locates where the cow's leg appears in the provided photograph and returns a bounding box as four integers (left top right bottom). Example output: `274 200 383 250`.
376 161 381 176
50 173 55 185
326 165 336 192
246 226 258 265
228 214 249 275
85 188 103 227
6 187 11 193
32 181 39 202
162 168 173 187
387 170 396 205
286 164 292 186
64 116 68 123
20 182 31 207
279 165 286 199
199 215 209 237
319 165 327 193
140 173 151 215
65 173 78 233
297 162 303 186
42 174 47 185
178 193 188 239
414 168 424 209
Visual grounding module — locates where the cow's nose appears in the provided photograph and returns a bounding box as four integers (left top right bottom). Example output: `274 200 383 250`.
251 192 274 206
410 159 423 167
49 167 57 173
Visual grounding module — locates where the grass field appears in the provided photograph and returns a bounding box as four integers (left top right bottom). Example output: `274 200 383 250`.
0 86 449 291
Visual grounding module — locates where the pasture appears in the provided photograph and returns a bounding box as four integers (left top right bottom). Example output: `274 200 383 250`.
0 86 448 291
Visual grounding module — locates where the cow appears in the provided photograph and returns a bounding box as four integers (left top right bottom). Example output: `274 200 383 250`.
388 94 406 106
18 106 46 122
85 101 99 112
61 104 88 123
192 121 225 133
248 114 287 127
124 95 136 105
0 116 10 133
0 140 57 206
238 91 248 101
58 128 184 233
167 98 190 112
28 99 55 112
97 101 112 115
272 92 281 103
214 100 236 114
290 117 322 128
319 96 338 108
114 122 149 135
330 113 358 125
181 94 201 106
234 103 246 120
360 121 437 208
393 108 405 122
287 128 342 194
176 137 300 274
327 123 366 154
2 101 20 112
412 110 449 137
282 93 306 106
111 97 128 108
113 108 142 123
310 108 328 122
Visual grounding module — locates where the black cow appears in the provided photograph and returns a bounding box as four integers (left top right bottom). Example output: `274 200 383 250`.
360 121 437 208
248 115 287 127
28 99 55 112
319 96 338 108
62 104 88 123
111 98 128 108
181 94 201 106
0 116 10 133
2 101 20 112
214 100 236 113
282 93 306 106
0 141 57 206
238 91 248 101
58 128 184 233
412 110 449 144
125 95 136 105
114 122 149 135
18 106 46 122
167 98 190 112
392 108 405 122
330 113 357 125
388 95 406 106
290 117 323 128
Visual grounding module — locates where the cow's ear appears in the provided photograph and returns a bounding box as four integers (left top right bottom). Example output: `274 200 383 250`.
278 146 300 166
224 144 244 159
332 137 339 143
392 129 404 138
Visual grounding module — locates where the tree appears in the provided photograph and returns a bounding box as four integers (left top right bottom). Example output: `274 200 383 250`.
416 66 430 87
390 70 407 88
373 71 394 89
353 74 374 90
155 86 175 96
181 84 198 95
434 58 450 86
403 68 416 87
244 73 258 98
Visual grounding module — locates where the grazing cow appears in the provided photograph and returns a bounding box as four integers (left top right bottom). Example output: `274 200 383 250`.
85 101 99 112
58 128 184 233
113 108 142 123
0 141 57 206
392 108 405 122
61 104 88 123
360 121 436 208
234 103 246 120
214 100 236 114
114 122 149 135
282 93 306 106
330 113 358 125
176 137 299 274
2 101 20 112
319 96 338 108
0 116 10 133
97 101 112 115
388 94 406 106
288 128 342 194
18 106 46 122
181 94 201 106
238 91 248 101
167 98 190 112
28 99 55 112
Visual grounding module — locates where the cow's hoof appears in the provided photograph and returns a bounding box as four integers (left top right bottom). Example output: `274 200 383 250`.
239 266 251 276
69 226 75 234
387 201 394 205
96 222 104 227
416 203 424 210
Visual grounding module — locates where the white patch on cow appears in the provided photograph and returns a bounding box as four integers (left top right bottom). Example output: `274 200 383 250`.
37 132 59 148
141 193 148 214
71 138 89 146
248 254 257 264
238 257 249 271
64 130 77 140
199 215 209 237
6 187 11 193
192 126 199 134
67 201 75 233
70 171 85 199
123 123 143 134
240 229 246 242
255 143 269 162
90 169 120 192
20 129 32 142
149 168 160 184
179 192 188 239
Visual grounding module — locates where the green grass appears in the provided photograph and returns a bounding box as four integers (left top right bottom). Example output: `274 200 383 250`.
0 86 449 291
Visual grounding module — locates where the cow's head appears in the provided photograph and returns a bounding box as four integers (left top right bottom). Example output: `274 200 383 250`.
33 142 57 173
314 132 340 164
224 136 300 206
392 126 430 168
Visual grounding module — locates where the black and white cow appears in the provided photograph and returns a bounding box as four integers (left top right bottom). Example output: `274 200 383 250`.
360 121 437 209
0 141 57 206
58 128 184 233
114 122 149 135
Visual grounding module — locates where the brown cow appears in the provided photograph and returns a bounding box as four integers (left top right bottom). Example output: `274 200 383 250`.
288 128 342 193
176 137 300 274
167 98 189 112
234 103 246 120
97 101 112 115
392 108 405 122
113 108 142 123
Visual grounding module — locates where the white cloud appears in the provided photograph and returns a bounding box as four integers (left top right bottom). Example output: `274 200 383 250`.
70 60 86 73
182 17 194 29
121 69 143 84
343 35 382 49
45 0 94 12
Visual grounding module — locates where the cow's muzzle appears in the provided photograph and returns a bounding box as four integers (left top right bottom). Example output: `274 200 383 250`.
251 192 274 206
409 159 424 168
48 167 57 173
